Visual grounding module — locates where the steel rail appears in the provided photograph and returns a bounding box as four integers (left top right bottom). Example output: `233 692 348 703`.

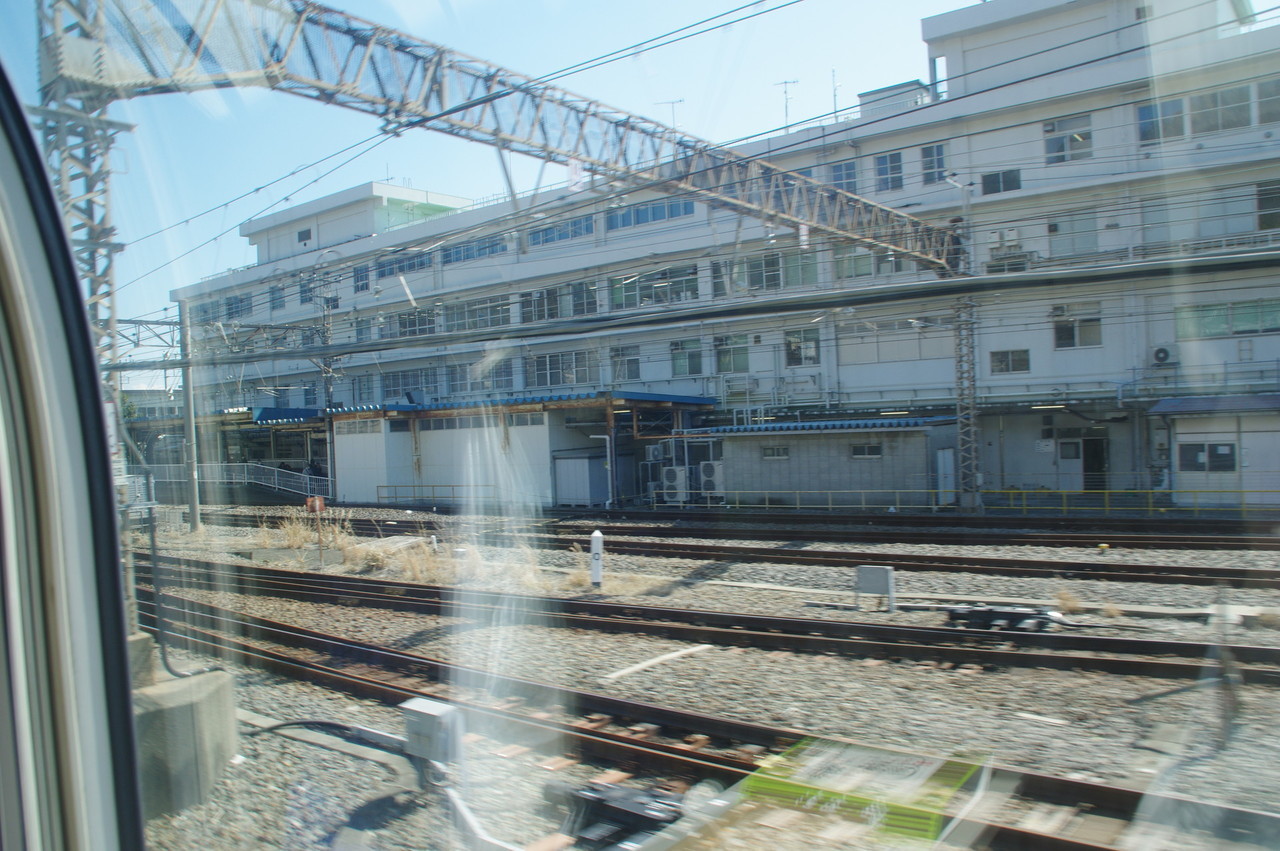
551 520 1280 552
136 591 1280 850
137 556 1280 683
176 511 1280 586
551 507 1280 538
523 532 1280 588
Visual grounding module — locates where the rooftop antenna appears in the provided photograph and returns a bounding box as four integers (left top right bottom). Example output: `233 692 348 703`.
656 99 684 127
776 79 799 128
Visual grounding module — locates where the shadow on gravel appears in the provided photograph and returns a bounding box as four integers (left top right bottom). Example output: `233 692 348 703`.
675 560 737 587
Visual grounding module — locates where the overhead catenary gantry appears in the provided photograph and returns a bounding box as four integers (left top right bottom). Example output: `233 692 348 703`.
37 0 957 373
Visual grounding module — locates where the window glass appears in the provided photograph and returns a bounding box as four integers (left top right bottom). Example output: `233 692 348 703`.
1044 114 1092 162
6 2 1280 848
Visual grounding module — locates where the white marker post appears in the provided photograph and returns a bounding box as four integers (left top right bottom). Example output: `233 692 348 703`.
590 530 604 589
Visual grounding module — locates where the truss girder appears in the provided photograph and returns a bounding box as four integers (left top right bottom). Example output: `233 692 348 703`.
953 298 980 507
45 0 953 267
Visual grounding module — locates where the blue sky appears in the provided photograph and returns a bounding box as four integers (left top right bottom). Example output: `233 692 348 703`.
0 0 973 329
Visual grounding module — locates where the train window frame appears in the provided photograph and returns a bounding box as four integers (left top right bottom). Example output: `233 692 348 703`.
0 57 141 849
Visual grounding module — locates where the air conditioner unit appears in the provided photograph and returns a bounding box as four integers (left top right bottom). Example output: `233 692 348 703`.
699 461 724 494
646 444 664 462
1151 344 1178 366
662 467 690 503
990 228 1022 255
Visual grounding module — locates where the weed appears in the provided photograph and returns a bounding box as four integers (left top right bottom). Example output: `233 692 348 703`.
1054 589 1083 614
1100 602 1123 618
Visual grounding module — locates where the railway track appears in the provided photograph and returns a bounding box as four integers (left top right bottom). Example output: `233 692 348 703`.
551 507 1280 538
551 520 1280 552
136 555 1280 683
525 532 1280 588
179 511 1280 588
189 508 1280 551
136 589 1280 850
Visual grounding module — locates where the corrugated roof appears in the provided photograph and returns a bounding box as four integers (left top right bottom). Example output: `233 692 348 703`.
329 390 716 415
253 406 323 423
1148 394 1280 415
681 415 956 435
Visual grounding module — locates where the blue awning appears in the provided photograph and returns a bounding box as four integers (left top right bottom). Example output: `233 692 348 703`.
252 406 323 423
681 415 955 435
329 390 716 415
1148 395 1280 415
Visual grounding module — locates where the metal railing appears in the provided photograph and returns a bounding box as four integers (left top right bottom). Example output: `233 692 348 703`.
377 484 506 507
646 487 1280 516
141 463 330 497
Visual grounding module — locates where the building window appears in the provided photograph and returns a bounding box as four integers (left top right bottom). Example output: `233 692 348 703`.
714 334 749 373
224 293 253 320
355 317 372 342
1140 198 1172 244
874 151 904 192
375 251 431 279
609 265 698 309
1053 302 1102 348
297 228 311 243
1176 298 1280 338
714 252 817 295
442 295 511 332
762 446 790 460
1138 99 1186 144
444 360 515 393
921 144 946 185
1259 181 1280 230
1197 188 1255 238
353 265 370 293
520 281 597 322
269 285 285 311
1260 77 1280 124
298 276 314 304
834 246 874 278
1047 211 1098 255
476 358 515 392
1178 442 1236 472
990 349 1030 373
829 159 857 193
525 351 598 387
529 215 594 247
352 375 374 402
981 169 1021 195
610 345 641 381
382 368 438 401
784 328 820 366
1044 114 1092 163
521 288 559 323
670 338 702 376
1189 85 1250 134
441 234 507 265
605 198 695 230
850 444 882 459
302 382 318 407
394 309 433 338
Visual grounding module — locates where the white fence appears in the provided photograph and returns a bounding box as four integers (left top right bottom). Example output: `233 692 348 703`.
141 463 331 498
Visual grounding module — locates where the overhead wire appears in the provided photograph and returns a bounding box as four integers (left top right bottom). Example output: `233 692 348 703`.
115 0 1274 371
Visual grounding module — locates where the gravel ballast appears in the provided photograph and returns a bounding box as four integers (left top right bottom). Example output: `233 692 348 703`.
137 511 1280 848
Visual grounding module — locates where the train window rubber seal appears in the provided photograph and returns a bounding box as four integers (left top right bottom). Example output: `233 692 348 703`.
0 55 144 850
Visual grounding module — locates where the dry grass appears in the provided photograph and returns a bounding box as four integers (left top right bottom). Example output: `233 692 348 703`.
1054 589 1083 614
277 516 315 549
1257 610 1280 630
1100 602 1124 618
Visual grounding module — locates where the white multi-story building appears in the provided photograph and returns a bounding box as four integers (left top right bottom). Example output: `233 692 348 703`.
169 0 1280 510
